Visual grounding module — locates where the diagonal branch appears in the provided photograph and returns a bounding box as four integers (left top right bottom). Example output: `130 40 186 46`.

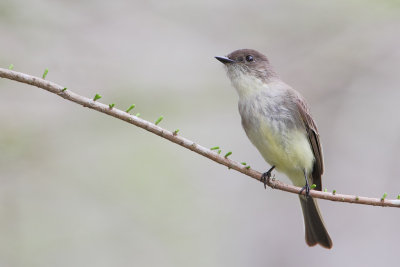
1 67 399 208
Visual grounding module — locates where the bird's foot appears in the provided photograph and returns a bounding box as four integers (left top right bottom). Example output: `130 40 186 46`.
299 185 310 198
299 175 311 198
261 165 275 189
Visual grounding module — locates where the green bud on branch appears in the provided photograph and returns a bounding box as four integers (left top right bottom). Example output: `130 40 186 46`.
93 94 102 101
126 104 135 113
42 68 49 79
224 151 232 158
155 116 163 125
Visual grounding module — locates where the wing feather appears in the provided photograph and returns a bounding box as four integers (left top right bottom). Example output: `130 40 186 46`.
295 98 324 190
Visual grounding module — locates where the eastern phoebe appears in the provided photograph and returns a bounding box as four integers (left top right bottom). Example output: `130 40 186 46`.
215 49 332 249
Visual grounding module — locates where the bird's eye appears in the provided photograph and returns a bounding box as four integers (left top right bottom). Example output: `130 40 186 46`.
245 55 254 62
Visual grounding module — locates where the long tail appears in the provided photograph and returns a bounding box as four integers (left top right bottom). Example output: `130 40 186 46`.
299 195 332 249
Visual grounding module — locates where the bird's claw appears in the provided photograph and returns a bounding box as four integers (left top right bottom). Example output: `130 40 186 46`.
299 185 310 198
261 165 275 189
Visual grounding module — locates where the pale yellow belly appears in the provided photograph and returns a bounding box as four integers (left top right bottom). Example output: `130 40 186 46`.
246 120 315 186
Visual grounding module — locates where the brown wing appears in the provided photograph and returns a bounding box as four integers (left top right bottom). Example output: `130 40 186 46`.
296 98 324 191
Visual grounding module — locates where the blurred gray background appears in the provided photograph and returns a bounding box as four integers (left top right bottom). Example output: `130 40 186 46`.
1 0 400 266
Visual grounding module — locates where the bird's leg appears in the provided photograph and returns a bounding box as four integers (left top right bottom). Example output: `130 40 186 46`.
299 170 310 198
261 165 275 189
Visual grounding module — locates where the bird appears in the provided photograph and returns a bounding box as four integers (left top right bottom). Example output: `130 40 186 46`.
215 49 332 248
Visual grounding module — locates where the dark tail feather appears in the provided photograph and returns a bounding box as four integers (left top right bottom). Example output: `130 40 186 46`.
299 196 332 249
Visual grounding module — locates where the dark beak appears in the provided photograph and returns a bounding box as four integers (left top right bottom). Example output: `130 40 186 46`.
215 56 235 64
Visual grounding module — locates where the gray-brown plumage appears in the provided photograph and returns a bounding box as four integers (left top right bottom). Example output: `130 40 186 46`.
216 49 332 248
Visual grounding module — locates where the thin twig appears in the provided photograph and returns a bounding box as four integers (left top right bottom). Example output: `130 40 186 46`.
1 67 399 208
